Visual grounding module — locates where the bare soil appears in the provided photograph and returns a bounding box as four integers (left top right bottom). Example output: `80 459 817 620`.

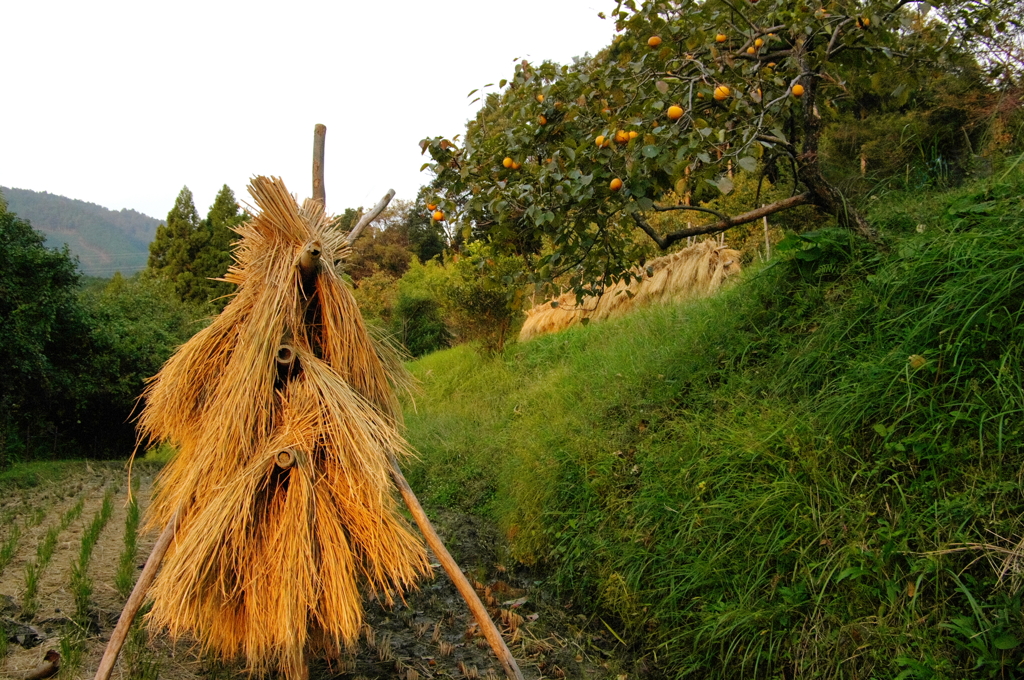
0 464 641 680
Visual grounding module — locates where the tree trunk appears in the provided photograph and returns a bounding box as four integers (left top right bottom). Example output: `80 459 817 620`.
797 49 878 242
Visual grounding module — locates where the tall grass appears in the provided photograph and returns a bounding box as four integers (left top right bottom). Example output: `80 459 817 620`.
402 167 1024 678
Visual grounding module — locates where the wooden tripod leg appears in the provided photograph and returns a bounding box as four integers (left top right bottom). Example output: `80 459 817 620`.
93 517 177 680
389 455 525 680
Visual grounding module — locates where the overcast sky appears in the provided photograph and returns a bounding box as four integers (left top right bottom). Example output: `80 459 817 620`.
1 0 615 221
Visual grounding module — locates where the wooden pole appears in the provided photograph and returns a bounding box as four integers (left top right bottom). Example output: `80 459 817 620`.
342 189 396 246
93 516 178 680
312 124 326 206
389 455 526 680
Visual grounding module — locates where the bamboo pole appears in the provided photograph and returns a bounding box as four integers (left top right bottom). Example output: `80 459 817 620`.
93 516 178 680
388 455 526 680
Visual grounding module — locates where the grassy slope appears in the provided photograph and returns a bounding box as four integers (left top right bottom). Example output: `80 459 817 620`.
401 165 1024 679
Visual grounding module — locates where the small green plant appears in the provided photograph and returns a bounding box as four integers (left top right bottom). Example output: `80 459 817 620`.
0 525 20 576
36 526 59 569
56 625 85 680
124 616 159 680
59 497 85 531
22 561 39 618
0 618 8 660
115 496 141 599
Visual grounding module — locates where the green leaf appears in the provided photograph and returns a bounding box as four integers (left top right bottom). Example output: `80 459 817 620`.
736 156 757 173
642 145 661 158
994 634 1019 650
716 176 734 194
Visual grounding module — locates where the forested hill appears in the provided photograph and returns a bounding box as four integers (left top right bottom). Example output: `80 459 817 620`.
1 186 159 277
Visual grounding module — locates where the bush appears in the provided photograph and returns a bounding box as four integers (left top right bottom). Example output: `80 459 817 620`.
390 293 450 358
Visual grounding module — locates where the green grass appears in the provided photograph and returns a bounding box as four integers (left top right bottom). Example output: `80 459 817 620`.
401 166 1024 678
0 460 85 492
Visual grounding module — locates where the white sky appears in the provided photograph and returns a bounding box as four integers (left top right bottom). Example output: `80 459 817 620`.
1 0 615 221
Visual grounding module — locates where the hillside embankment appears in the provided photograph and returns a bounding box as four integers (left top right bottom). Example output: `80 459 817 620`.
401 165 1024 678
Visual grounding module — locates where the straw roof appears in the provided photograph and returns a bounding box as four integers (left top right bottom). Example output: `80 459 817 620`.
519 239 741 341
138 176 428 679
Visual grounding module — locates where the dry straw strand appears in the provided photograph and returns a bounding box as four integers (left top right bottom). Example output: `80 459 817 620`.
138 176 428 678
519 239 741 341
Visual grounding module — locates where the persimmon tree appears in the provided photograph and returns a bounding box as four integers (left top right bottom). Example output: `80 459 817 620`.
422 0 1010 294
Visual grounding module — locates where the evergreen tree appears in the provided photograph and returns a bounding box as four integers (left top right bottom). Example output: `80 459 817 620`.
193 185 244 308
148 185 246 308
148 186 208 303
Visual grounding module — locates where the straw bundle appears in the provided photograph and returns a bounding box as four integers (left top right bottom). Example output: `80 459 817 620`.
519 239 741 341
138 176 428 679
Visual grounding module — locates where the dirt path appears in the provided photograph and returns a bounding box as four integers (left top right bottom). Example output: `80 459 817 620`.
0 465 640 680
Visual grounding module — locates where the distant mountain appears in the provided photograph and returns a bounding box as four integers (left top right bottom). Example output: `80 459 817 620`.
1 186 160 277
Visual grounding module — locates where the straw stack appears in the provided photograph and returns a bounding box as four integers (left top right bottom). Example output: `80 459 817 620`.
519 239 741 341
138 176 428 679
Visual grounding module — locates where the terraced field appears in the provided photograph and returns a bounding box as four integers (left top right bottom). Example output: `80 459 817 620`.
0 462 637 680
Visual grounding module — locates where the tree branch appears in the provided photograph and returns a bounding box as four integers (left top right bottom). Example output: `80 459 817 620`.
632 193 813 249
756 134 795 150
825 17 855 59
651 203 729 221
716 0 760 32
341 189 397 246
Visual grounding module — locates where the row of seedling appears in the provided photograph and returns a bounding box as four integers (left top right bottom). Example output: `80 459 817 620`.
23 497 86 618
0 501 53 579
56 487 118 680
115 490 140 598
116 477 159 679
70 487 116 623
